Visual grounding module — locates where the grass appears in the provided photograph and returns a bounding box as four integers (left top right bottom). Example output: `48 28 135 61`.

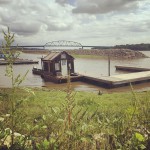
0 88 146 124
0 87 148 124
0 87 149 149
1 88 132 114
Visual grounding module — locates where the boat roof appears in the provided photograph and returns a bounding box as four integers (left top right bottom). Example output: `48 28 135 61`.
42 51 74 61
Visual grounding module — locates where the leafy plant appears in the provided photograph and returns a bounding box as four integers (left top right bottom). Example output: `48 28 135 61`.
0 28 32 149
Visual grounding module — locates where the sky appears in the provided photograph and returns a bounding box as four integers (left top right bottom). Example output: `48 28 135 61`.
0 0 149 46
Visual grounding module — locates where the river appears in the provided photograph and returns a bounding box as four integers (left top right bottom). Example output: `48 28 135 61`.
0 51 150 93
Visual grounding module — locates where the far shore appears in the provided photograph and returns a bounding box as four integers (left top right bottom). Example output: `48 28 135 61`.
21 48 148 59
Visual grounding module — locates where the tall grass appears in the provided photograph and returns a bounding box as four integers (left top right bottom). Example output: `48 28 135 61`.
0 87 149 149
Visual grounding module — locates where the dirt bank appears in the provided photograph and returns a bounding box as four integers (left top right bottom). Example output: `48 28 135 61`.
22 49 147 59
67 49 147 59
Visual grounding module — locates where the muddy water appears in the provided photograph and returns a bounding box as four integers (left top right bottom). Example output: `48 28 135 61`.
0 51 150 93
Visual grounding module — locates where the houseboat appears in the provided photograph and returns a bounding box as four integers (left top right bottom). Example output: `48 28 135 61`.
32 51 83 83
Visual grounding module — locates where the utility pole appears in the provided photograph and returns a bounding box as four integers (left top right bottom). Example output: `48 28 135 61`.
108 54 110 76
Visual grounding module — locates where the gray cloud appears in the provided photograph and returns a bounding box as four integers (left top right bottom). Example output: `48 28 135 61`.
9 22 41 36
146 21 150 28
0 0 73 36
47 23 72 31
73 0 141 14
128 21 150 33
0 0 149 46
0 4 42 36
55 0 68 6
0 9 17 23
129 27 147 33
0 0 12 4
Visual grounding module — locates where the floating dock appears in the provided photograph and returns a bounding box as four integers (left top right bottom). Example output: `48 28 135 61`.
82 71 150 88
0 59 38 65
116 65 150 72
33 67 150 88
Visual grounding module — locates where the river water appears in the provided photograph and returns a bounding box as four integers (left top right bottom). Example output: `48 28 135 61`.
0 51 150 93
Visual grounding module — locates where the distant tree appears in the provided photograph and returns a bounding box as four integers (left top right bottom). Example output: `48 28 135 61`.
114 43 150 51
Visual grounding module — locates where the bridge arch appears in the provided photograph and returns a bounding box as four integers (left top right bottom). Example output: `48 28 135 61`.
44 40 83 49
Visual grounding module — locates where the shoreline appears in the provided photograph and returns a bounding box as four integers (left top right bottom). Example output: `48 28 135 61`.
21 49 148 59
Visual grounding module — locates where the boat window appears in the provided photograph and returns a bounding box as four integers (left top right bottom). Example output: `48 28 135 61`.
62 60 66 65
43 62 48 71
55 63 60 70
69 63 71 69
61 54 66 59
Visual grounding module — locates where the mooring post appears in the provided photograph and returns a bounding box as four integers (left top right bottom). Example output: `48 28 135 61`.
108 54 110 76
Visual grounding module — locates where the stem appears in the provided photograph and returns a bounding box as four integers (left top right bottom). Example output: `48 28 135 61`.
11 63 15 145
67 73 72 129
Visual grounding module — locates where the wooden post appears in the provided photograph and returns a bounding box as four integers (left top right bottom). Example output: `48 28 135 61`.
48 61 50 73
41 58 43 70
108 55 110 76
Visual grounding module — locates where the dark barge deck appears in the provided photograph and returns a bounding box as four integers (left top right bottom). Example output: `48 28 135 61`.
32 68 83 83
43 74 84 83
0 59 38 65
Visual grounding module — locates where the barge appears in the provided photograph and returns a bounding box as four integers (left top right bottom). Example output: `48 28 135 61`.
32 68 83 83
32 51 83 83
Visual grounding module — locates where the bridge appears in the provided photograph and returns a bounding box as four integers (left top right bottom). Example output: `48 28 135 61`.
9 40 111 49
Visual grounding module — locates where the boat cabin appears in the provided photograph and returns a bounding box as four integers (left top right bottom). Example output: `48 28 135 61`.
41 51 74 76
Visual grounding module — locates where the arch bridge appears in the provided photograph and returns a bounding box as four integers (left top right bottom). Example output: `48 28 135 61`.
9 40 110 49
44 40 83 48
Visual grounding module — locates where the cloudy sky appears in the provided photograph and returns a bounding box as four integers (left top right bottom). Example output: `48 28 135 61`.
0 0 149 46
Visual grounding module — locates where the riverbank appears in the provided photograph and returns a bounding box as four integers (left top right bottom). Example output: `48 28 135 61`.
0 87 149 149
22 49 147 59
67 49 147 59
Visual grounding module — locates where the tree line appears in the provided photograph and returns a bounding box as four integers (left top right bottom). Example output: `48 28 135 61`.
92 43 150 51
114 43 150 51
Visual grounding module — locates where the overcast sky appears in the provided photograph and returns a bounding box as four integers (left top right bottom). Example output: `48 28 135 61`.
0 0 149 46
